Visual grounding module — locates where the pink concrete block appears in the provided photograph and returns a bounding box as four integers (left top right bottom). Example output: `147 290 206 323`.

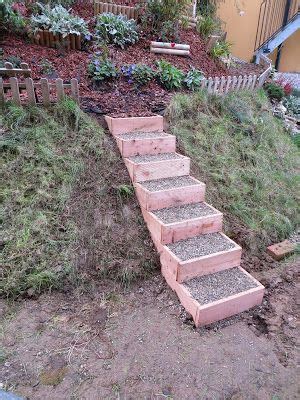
124 154 190 182
160 233 242 283
134 177 206 211
142 203 223 245
105 115 164 136
115 133 176 157
267 240 296 261
162 265 265 327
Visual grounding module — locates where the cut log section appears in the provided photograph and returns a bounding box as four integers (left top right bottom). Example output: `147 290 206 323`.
150 41 190 56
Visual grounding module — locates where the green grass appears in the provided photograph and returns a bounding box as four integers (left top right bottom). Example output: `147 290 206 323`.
167 90 300 252
0 99 103 298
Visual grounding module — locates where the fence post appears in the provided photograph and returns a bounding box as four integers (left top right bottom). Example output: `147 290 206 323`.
10 77 21 105
71 78 79 104
0 77 4 105
56 78 65 102
25 78 36 105
41 78 51 106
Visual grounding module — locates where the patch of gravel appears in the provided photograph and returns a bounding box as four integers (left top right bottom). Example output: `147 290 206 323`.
152 203 217 224
167 232 235 261
118 132 169 140
128 153 181 163
183 267 258 305
141 176 198 191
289 229 300 244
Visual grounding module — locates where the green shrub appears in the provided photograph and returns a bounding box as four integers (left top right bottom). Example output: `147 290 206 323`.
122 63 154 87
264 82 285 101
88 53 118 82
0 0 27 33
95 13 139 49
156 60 184 90
142 0 188 40
210 40 231 59
184 68 204 91
30 3 90 39
196 15 217 37
283 95 300 118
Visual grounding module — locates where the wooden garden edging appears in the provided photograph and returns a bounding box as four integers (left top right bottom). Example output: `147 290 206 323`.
33 30 82 50
93 1 139 18
257 54 272 87
150 41 190 57
0 77 79 106
0 62 32 78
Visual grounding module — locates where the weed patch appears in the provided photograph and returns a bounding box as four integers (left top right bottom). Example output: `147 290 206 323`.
167 90 300 252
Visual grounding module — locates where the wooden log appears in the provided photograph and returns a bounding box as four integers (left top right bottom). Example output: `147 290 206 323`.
151 42 190 50
40 78 50 106
117 5 122 14
112 4 117 14
25 77 36 105
107 3 112 12
44 30 50 47
75 34 81 50
56 78 65 102
150 48 190 56
103 2 108 12
10 77 21 105
70 78 79 104
70 34 76 50
0 78 5 105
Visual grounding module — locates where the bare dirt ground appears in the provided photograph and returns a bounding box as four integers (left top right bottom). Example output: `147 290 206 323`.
0 256 299 400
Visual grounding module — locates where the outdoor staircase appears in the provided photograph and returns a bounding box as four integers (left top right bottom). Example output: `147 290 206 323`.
105 115 265 327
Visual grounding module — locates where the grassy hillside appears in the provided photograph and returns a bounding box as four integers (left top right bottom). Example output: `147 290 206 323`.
167 90 299 252
0 100 157 298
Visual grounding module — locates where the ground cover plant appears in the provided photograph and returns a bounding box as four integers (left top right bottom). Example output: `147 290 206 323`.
167 90 300 251
88 53 118 82
0 0 27 33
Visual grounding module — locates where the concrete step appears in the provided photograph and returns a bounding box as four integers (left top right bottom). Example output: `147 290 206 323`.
161 232 242 283
142 202 223 245
124 153 190 182
105 115 164 136
135 175 206 211
162 264 264 327
115 131 176 157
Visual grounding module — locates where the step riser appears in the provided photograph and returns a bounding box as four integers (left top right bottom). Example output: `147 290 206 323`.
135 182 206 211
162 265 265 327
116 136 176 157
105 115 164 136
161 238 242 283
142 207 223 245
125 157 190 182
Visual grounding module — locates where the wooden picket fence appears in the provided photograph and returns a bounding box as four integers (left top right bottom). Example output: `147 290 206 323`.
0 77 79 106
33 30 82 50
201 74 259 94
0 62 32 78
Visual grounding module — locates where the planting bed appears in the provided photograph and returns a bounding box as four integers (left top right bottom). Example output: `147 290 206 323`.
167 232 235 261
116 131 169 140
183 267 258 305
141 176 199 191
128 152 182 163
152 202 218 224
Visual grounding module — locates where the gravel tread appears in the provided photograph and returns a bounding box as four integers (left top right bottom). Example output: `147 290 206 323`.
183 267 258 305
128 153 182 163
117 132 169 140
141 176 199 191
167 232 235 261
152 202 217 224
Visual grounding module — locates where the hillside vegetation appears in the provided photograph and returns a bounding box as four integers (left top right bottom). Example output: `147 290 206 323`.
0 100 157 298
167 90 299 252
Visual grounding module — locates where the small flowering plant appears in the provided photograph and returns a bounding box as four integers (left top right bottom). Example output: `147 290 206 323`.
88 52 118 82
122 63 154 87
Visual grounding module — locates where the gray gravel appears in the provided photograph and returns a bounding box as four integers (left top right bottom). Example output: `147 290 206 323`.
183 267 258 305
128 153 181 163
141 176 198 192
118 131 169 140
152 202 216 224
167 232 235 261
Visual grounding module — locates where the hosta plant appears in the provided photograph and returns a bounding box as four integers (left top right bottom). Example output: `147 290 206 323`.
122 64 154 87
30 3 90 38
95 13 139 49
156 60 184 90
88 53 118 82
184 67 204 90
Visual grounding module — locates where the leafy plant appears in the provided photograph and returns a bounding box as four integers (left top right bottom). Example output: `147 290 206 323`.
283 95 300 118
184 67 204 90
95 13 139 49
39 58 55 75
142 0 188 41
264 82 285 101
156 60 184 90
30 3 90 38
122 63 154 87
0 0 27 33
88 53 118 82
196 15 217 37
210 40 231 59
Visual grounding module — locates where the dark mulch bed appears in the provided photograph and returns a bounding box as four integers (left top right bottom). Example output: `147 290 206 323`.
1 4 264 116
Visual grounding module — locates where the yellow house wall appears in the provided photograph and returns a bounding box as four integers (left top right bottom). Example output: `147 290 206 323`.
217 0 300 72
